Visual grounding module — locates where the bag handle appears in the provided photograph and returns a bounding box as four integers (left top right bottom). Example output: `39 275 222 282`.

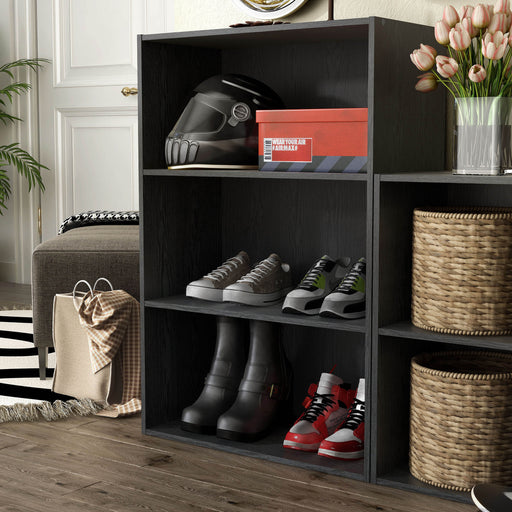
72 278 114 311
72 279 93 311
93 277 114 291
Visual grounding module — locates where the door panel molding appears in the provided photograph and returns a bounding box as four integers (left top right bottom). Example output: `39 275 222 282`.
55 106 138 223
53 0 145 87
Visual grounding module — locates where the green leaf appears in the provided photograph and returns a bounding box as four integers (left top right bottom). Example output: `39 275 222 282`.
0 58 49 214
0 143 47 194
0 58 50 79
491 60 503 96
0 168 12 215
0 82 31 104
0 111 22 125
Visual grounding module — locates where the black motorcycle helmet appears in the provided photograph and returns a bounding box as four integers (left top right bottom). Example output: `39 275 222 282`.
165 74 283 167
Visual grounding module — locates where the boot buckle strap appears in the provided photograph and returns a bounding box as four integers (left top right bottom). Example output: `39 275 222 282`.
239 380 284 399
269 383 282 399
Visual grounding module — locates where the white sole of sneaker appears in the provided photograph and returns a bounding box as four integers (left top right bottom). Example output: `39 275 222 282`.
282 305 321 315
317 447 364 459
319 303 365 319
283 440 321 452
186 285 223 302
223 287 292 306
282 296 325 315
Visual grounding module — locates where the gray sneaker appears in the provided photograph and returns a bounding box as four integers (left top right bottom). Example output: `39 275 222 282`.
186 251 251 302
223 253 293 306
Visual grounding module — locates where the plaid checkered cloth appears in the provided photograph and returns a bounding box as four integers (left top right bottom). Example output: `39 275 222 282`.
78 289 141 417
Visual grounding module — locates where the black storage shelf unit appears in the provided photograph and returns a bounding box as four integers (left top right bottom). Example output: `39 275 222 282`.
373 174 512 503
138 17 459 501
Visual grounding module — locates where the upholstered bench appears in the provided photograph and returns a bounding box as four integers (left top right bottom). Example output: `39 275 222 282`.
32 218 140 380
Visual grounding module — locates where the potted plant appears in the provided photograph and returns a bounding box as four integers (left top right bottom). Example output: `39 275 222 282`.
0 58 48 214
410 2 512 175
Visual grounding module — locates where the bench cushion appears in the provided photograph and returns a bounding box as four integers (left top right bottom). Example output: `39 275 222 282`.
32 225 139 350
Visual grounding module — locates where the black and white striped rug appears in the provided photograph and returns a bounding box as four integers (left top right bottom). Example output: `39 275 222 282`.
0 311 105 422
0 310 67 406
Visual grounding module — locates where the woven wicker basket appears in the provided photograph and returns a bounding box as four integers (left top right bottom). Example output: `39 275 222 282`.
409 351 512 491
411 207 512 335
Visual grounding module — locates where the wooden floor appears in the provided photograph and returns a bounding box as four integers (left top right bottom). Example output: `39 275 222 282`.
0 415 476 511
0 281 32 310
0 281 477 511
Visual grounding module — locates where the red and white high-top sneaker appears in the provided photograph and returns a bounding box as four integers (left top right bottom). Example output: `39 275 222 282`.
318 378 365 460
283 373 356 452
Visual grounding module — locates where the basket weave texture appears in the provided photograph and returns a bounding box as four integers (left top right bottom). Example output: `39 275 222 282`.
411 207 512 335
409 351 512 492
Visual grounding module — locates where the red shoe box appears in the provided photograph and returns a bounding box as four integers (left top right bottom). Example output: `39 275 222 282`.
256 108 368 173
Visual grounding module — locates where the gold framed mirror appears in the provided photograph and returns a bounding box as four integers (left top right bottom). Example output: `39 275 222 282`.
232 0 310 20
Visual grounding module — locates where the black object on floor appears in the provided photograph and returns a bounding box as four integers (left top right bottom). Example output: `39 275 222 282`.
472 484 512 512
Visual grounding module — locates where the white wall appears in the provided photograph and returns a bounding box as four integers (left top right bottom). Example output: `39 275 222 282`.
0 0 39 284
0 2 18 280
173 0 473 31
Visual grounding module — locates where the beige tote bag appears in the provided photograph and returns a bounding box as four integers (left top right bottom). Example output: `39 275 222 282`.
51 278 122 404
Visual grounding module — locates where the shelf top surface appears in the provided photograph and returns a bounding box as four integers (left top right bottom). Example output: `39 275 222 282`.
140 18 371 47
139 17 429 48
378 171 512 185
144 296 367 333
146 422 365 480
380 321 512 350
143 168 369 181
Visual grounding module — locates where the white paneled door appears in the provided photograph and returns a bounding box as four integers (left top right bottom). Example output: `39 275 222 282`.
37 0 173 242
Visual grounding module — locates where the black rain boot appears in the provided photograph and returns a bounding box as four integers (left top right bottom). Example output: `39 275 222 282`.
216 320 292 442
181 316 248 434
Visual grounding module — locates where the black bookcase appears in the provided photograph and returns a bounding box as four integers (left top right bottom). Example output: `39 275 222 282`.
373 173 512 502
137 17 502 503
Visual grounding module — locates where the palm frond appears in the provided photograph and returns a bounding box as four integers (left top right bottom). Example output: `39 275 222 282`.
0 111 22 125
0 58 49 214
0 82 31 104
0 168 12 214
0 58 50 79
0 143 46 193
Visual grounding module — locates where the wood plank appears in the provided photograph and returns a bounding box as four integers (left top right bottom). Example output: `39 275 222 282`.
0 451 98 494
0 432 26 449
66 480 274 512
0 434 308 511
0 282 31 310
0 416 474 511
0 480 106 512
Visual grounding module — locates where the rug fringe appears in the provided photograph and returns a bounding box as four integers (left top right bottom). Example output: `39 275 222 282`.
0 398 105 423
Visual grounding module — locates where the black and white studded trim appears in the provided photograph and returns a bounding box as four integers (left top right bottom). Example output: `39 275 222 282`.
58 210 139 235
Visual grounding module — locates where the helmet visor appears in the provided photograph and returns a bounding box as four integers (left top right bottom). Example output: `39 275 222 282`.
173 95 226 135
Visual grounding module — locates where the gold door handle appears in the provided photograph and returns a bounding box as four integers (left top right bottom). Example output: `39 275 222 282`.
121 87 138 96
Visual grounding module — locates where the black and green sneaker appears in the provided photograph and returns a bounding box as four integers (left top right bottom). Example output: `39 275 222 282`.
319 258 366 319
282 255 350 315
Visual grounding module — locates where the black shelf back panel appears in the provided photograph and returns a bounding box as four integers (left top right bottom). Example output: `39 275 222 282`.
142 175 366 301
370 18 446 173
143 309 366 429
376 180 512 327
139 40 221 169
221 40 369 110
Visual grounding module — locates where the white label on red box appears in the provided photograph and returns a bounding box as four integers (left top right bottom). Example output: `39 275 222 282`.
263 138 313 162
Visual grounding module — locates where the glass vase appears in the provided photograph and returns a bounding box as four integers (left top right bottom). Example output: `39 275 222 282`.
453 96 512 176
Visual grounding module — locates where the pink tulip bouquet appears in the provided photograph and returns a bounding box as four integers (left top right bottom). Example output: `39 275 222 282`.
411 2 512 97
